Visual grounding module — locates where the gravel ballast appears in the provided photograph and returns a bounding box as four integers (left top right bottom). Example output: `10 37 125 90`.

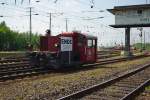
0 57 150 100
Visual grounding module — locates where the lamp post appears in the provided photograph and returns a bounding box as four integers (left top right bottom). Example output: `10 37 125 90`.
137 27 143 52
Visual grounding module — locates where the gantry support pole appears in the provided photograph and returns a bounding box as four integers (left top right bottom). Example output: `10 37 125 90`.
124 27 132 57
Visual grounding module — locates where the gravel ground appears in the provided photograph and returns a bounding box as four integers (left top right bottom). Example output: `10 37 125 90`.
135 86 150 100
0 57 150 100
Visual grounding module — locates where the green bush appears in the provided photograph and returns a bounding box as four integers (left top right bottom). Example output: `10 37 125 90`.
0 21 40 51
133 43 150 51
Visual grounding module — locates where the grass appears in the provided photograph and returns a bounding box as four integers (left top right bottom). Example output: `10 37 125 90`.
145 86 150 91
133 43 150 51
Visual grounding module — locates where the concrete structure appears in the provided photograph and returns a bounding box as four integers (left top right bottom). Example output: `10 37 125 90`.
108 4 150 57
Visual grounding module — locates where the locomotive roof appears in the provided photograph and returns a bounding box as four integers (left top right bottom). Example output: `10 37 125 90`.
59 32 97 39
82 33 97 39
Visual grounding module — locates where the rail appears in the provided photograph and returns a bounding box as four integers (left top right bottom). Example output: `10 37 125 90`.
58 61 150 100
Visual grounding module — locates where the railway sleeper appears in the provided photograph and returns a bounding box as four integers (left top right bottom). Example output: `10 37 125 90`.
0 67 44 76
0 65 35 73
0 70 50 81
0 64 30 69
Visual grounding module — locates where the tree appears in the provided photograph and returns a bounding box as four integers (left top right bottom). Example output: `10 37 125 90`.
0 21 40 51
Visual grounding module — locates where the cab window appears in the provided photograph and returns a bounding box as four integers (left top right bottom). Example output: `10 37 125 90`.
87 39 96 47
93 40 95 47
87 39 92 47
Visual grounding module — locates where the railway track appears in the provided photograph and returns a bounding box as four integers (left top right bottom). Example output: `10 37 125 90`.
0 61 51 81
86 54 148 67
0 56 50 81
0 56 29 64
0 55 148 82
58 61 150 100
97 51 120 59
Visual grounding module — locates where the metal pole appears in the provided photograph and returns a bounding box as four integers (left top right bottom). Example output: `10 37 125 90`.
125 28 131 57
49 13 52 34
66 18 68 32
144 31 146 50
29 7 32 45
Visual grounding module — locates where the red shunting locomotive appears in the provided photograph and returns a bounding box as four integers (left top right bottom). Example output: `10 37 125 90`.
30 30 97 69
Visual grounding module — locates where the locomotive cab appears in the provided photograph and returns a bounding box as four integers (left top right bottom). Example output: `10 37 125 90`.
78 34 97 63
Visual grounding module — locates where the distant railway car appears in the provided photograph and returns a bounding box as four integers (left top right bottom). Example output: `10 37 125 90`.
30 30 97 69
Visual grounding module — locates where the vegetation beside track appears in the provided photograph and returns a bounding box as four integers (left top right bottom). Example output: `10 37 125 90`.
135 85 150 100
0 57 150 99
133 43 150 51
0 21 39 51
145 86 150 91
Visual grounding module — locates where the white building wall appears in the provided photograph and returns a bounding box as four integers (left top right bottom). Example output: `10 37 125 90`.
115 9 150 25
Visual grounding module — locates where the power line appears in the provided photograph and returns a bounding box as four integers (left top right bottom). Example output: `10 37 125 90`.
15 0 31 4
33 17 49 24
82 16 104 20
81 10 105 13
90 0 95 8
77 0 93 7
54 0 58 3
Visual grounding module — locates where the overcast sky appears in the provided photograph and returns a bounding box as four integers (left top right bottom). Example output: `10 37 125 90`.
0 0 149 46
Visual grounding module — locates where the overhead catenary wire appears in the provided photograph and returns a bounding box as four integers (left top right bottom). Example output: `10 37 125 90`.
0 0 114 34
0 0 102 22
